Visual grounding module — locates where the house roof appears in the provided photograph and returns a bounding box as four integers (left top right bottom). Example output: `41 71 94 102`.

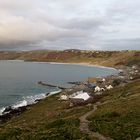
70 92 90 101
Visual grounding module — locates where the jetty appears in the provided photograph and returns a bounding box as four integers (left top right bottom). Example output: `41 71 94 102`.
38 81 67 90
68 81 82 85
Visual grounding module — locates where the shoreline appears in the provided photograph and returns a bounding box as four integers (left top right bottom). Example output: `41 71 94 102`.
0 90 62 123
0 60 120 123
0 59 117 70
46 62 117 70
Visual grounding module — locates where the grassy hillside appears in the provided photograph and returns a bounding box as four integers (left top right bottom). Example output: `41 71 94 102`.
0 50 139 67
0 94 92 140
88 80 140 140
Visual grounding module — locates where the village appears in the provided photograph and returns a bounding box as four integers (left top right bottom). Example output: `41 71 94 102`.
59 64 140 107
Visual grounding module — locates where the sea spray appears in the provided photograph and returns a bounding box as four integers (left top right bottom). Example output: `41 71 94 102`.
0 107 5 116
12 100 27 109
11 90 62 110
0 90 62 116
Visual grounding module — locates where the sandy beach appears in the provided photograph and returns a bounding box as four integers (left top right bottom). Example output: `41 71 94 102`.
42 62 117 70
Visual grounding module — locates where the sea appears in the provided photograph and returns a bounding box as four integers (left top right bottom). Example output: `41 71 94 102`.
0 60 118 115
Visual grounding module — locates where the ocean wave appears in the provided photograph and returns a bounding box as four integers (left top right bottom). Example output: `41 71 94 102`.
0 89 62 116
0 107 5 116
12 100 28 109
24 93 48 105
48 89 62 96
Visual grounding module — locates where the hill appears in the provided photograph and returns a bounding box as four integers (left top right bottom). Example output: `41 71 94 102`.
0 50 139 67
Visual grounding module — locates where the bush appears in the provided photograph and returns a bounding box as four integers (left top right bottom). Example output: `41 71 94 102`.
113 79 122 86
0 128 22 140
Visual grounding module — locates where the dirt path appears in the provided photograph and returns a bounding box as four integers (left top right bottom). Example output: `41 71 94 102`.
79 102 113 140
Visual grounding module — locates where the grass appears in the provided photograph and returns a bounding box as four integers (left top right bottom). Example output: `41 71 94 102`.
0 94 91 140
88 80 140 140
0 118 89 140
126 57 140 67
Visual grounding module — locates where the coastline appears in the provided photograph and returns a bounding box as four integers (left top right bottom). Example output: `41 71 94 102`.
1 59 117 70
0 51 139 139
0 89 62 123
47 62 117 70
0 60 119 123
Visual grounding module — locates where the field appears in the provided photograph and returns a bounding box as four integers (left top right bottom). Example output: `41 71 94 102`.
0 94 92 140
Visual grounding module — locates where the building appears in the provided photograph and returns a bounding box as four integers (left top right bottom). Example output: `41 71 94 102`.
94 86 101 92
69 91 90 101
69 91 92 106
105 85 113 90
60 94 69 100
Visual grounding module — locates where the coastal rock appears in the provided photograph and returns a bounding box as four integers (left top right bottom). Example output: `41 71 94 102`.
0 106 27 123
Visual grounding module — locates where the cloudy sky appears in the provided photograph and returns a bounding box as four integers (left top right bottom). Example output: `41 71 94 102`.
0 0 140 51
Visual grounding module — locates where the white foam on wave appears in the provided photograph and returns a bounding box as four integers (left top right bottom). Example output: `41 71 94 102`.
49 89 62 96
24 93 47 105
11 90 62 109
11 94 46 109
0 89 62 116
12 100 27 109
0 107 5 116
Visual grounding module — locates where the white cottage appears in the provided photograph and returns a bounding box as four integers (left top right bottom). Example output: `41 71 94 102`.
69 91 90 101
94 86 101 92
106 85 113 90
60 94 69 100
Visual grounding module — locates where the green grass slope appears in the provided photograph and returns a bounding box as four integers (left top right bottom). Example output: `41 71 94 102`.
88 80 140 140
0 94 92 140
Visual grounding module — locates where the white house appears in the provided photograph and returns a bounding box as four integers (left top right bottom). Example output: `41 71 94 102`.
132 65 137 69
106 85 113 90
135 70 138 73
69 91 90 101
60 94 69 100
71 92 90 101
130 76 133 80
94 86 101 92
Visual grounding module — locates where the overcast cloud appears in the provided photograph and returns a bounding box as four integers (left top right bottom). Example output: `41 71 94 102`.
0 0 140 50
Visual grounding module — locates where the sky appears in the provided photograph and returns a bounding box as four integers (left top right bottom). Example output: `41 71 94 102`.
0 0 140 51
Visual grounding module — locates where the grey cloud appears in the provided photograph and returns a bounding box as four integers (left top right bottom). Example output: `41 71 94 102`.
0 0 140 50
94 38 140 50
57 18 104 30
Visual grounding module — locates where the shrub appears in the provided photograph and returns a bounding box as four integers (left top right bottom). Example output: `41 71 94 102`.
113 79 122 86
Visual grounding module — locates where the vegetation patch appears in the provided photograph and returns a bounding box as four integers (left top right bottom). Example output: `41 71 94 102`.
88 80 140 140
0 94 91 140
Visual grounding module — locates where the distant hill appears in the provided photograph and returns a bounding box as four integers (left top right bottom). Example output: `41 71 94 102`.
0 50 139 67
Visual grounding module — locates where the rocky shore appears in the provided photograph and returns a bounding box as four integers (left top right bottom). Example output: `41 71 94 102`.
0 92 58 123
